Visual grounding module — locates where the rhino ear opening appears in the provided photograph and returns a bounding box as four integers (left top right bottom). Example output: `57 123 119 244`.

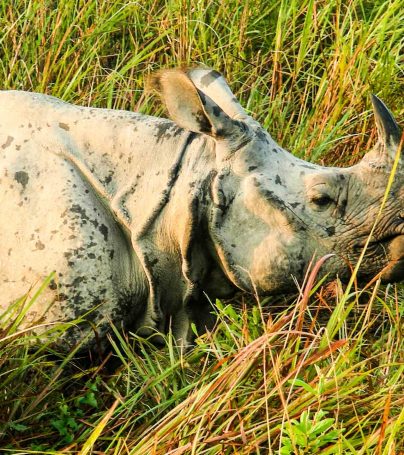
371 94 402 148
148 69 248 145
149 69 212 134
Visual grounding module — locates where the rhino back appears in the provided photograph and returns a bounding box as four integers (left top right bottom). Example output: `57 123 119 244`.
0 91 194 231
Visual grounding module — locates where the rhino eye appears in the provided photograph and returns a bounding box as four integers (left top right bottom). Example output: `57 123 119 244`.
311 195 333 208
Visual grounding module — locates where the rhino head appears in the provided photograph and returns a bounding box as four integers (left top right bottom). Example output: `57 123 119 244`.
152 68 403 297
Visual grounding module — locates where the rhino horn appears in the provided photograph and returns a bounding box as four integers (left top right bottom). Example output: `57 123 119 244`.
371 94 402 158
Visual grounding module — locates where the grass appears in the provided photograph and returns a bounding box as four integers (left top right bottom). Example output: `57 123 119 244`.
1 280 403 453
0 0 403 452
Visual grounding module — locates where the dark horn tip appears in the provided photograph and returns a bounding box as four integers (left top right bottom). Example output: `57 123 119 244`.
370 93 401 145
370 93 386 111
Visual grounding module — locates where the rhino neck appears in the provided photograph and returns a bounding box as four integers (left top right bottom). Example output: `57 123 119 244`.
38 99 222 339
128 131 225 340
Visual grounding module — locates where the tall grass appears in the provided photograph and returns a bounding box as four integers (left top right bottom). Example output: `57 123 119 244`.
0 0 402 160
0 0 403 452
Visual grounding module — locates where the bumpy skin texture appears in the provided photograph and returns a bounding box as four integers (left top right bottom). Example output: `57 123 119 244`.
0 68 403 348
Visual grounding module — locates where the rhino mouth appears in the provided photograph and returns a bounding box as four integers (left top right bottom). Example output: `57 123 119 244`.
352 225 404 282
379 231 404 282
353 232 402 253
364 216 404 248
369 232 403 248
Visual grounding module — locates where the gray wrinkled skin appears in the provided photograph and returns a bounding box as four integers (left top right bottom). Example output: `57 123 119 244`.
0 67 403 348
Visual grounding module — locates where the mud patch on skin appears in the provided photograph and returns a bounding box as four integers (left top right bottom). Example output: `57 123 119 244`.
70 204 101 229
99 224 108 241
14 171 29 190
35 239 45 250
200 70 221 87
59 122 70 131
103 171 114 185
2 136 14 149
212 105 222 117
154 122 182 143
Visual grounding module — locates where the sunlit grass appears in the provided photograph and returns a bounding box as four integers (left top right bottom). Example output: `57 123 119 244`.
1 281 402 452
0 0 403 452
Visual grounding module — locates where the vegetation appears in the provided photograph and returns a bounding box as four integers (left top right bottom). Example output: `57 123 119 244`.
0 0 403 452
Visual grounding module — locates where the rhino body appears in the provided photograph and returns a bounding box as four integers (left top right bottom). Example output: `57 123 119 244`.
0 68 403 347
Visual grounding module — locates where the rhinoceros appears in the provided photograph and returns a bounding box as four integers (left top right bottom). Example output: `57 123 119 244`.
0 67 402 348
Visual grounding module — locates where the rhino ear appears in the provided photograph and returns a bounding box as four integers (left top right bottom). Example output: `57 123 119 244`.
371 94 402 149
149 69 248 145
